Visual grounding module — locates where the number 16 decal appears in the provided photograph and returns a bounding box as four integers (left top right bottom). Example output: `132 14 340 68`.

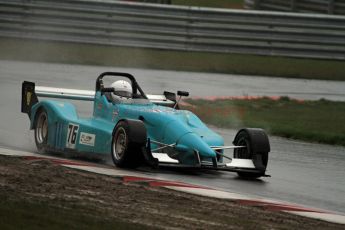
66 123 79 149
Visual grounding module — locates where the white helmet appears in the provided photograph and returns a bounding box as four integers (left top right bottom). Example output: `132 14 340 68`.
110 80 132 100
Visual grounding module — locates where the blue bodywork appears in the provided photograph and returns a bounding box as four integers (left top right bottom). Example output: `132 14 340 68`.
29 88 224 166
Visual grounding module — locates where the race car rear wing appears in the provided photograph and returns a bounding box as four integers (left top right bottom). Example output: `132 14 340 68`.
35 86 95 101
21 81 175 115
21 81 39 116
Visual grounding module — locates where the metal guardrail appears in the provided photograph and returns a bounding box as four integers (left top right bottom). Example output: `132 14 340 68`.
121 0 171 3
0 0 345 60
244 0 345 15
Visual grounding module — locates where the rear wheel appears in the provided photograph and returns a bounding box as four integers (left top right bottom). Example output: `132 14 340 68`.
233 129 269 179
111 120 147 168
34 108 49 153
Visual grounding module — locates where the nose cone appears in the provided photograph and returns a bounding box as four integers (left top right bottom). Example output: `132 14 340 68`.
177 133 216 160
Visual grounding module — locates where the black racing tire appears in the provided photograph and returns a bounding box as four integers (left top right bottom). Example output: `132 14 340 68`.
34 108 49 154
111 120 147 168
233 129 269 179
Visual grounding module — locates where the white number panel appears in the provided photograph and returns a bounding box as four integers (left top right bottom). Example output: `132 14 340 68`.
66 123 79 149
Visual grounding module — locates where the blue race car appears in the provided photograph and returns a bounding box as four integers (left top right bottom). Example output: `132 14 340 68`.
21 72 270 178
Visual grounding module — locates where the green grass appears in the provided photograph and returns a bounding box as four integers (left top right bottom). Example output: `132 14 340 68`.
0 196 148 230
1 38 344 81
184 97 345 146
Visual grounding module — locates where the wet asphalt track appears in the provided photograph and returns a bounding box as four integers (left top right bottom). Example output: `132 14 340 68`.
0 60 344 214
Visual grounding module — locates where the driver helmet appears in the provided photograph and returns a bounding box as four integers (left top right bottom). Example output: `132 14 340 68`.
110 80 132 100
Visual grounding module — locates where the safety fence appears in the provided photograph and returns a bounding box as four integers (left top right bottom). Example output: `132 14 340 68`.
244 0 345 15
0 0 344 60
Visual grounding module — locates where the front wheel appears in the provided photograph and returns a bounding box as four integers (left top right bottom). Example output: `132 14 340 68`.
233 128 270 179
34 108 49 153
111 120 147 168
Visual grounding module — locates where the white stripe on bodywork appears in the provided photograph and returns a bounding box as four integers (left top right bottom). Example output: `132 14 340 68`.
226 159 255 168
211 146 245 150
152 152 179 163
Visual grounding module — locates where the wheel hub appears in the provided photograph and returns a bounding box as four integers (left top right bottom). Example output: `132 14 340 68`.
36 113 48 144
113 127 127 160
